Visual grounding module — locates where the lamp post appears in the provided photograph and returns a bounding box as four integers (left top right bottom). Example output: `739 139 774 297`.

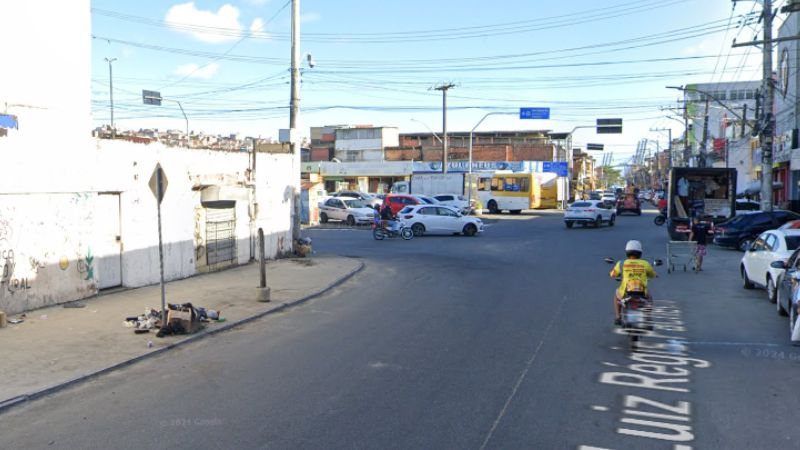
104 57 117 138
410 118 442 144
468 112 515 213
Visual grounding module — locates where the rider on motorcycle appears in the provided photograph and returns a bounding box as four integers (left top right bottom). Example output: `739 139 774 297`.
609 240 657 326
380 203 398 232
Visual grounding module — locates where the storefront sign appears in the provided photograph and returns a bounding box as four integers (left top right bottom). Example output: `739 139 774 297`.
412 161 545 173
319 161 413 177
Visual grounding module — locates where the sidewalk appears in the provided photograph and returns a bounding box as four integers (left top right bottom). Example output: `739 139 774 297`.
0 256 363 411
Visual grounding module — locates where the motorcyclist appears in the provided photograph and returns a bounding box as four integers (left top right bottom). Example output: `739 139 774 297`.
380 203 397 232
609 240 657 326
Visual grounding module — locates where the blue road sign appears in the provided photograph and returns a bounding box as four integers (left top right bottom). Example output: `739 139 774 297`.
519 107 550 120
543 161 568 177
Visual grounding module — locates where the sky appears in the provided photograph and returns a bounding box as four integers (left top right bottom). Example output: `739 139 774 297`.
89 0 782 165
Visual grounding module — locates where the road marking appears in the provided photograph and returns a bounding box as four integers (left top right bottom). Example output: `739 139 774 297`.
478 295 568 450
591 405 609 412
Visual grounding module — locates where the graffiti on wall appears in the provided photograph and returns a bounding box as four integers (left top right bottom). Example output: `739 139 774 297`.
1 250 32 294
77 248 94 281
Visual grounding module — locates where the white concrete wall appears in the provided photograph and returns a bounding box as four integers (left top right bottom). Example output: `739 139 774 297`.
0 0 93 194
335 138 384 151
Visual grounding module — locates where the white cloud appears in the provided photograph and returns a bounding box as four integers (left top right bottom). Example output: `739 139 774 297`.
249 18 269 38
165 2 243 43
301 12 321 24
174 63 220 79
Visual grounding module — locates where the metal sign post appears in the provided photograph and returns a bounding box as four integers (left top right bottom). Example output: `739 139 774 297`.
148 164 168 325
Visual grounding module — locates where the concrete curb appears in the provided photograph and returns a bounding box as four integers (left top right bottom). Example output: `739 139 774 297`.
0 258 365 415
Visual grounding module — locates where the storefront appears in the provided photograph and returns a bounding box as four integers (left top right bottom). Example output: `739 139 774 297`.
302 161 414 194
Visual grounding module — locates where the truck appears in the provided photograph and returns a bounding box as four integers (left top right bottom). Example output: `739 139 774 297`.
666 167 737 240
391 173 479 198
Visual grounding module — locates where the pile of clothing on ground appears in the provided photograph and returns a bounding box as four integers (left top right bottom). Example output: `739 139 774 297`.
123 303 224 337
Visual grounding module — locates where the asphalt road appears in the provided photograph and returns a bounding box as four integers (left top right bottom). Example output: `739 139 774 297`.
2 210 798 450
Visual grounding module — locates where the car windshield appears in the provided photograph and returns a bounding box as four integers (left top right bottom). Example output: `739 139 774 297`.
571 202 591 207
398 206 413 214
343 199 366 208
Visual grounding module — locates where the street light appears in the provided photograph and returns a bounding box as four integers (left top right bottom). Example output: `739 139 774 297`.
410 118 442 144
468 112 515 212
104 57 117 139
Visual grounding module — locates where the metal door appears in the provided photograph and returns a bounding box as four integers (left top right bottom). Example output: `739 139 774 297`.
96 193 122 289
206 205 236 267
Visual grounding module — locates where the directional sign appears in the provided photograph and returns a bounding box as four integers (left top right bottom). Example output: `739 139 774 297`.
597 118 623 134
143 90 162 106
520 107 550 120
148 164 168 204
587 143 605 151
543 161 569 177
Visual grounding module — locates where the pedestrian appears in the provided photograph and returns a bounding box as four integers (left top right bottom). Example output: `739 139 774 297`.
688 216 710 271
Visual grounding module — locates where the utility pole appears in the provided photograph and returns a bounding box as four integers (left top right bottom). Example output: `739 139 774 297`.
433 83 456 173
290 0 302 241
104 57 117 139
683 98 690 166
700 97 710 168
760 0 775 212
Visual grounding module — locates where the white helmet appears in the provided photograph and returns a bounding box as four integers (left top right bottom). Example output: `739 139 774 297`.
625 240 643 254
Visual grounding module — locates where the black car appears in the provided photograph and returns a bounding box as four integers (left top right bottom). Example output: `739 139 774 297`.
714 210 800 251
771 249 800 343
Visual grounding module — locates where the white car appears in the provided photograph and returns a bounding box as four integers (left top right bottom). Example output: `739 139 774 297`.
564 200 616 228
398 204 483 236
414 195 440 205
741 229 800 302
601 193 616 205
433 193 472 214
319 197 376 225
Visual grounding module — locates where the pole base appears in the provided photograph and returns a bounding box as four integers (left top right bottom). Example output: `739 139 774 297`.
257 287 271 302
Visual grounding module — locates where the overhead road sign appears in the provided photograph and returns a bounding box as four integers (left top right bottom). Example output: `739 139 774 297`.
587 143 605 151
543 161 569 177
143 90 162 106
597 118 622 134
520 107 550 120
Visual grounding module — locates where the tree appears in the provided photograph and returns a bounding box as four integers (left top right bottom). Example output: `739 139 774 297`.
600 165 622 188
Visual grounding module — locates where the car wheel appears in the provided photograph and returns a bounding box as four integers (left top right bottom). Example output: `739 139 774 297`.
320 212 329 224
488 200 500 214
346 215 356 226
778 288 789 316
510 209 522 215
654 215 666 226
767 276 778 303
742 265 755 289
738 238 753 252
565 221 574 229
411 223 425 237
463 223 478 236
594 216 602 228
609 214 616 226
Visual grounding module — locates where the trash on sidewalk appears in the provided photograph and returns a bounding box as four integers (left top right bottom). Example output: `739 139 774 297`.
294 237 312 257
124 308 161 333
8 313 26 325
123 303 224 338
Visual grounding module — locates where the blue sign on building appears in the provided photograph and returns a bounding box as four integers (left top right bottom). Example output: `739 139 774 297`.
543 161 568 177
519 107 550 120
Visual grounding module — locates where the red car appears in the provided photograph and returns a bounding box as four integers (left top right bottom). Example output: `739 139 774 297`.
383 194 422 215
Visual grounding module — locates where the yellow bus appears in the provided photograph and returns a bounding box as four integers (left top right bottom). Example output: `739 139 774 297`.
475 172 558 213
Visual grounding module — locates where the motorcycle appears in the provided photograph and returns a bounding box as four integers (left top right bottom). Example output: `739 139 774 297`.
373 220 414 240
604 257 663 347
653 207 667 226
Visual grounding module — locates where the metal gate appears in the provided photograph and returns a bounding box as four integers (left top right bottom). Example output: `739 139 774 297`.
205 206 236 267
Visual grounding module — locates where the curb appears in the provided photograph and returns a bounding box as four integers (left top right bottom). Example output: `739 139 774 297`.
0 258 365 415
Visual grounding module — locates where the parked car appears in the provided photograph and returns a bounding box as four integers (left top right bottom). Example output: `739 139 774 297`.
735 199 761 215
771 247 800 343
433 193 472 214
319 197 376 225
601 193 616 204
564 200 616 228
714 210 800 251
398 204 483 236
414 195 440 205
383 193 423 215
616 193 641 215
741 229 800 302
332 191 382 208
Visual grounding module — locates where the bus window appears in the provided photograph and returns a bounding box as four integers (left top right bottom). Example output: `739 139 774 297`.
478 177 491 191
503 177 520 192
519 177 530 192
491 178 504 191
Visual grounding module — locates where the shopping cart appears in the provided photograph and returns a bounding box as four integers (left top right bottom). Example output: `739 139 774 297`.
666 240 697 273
